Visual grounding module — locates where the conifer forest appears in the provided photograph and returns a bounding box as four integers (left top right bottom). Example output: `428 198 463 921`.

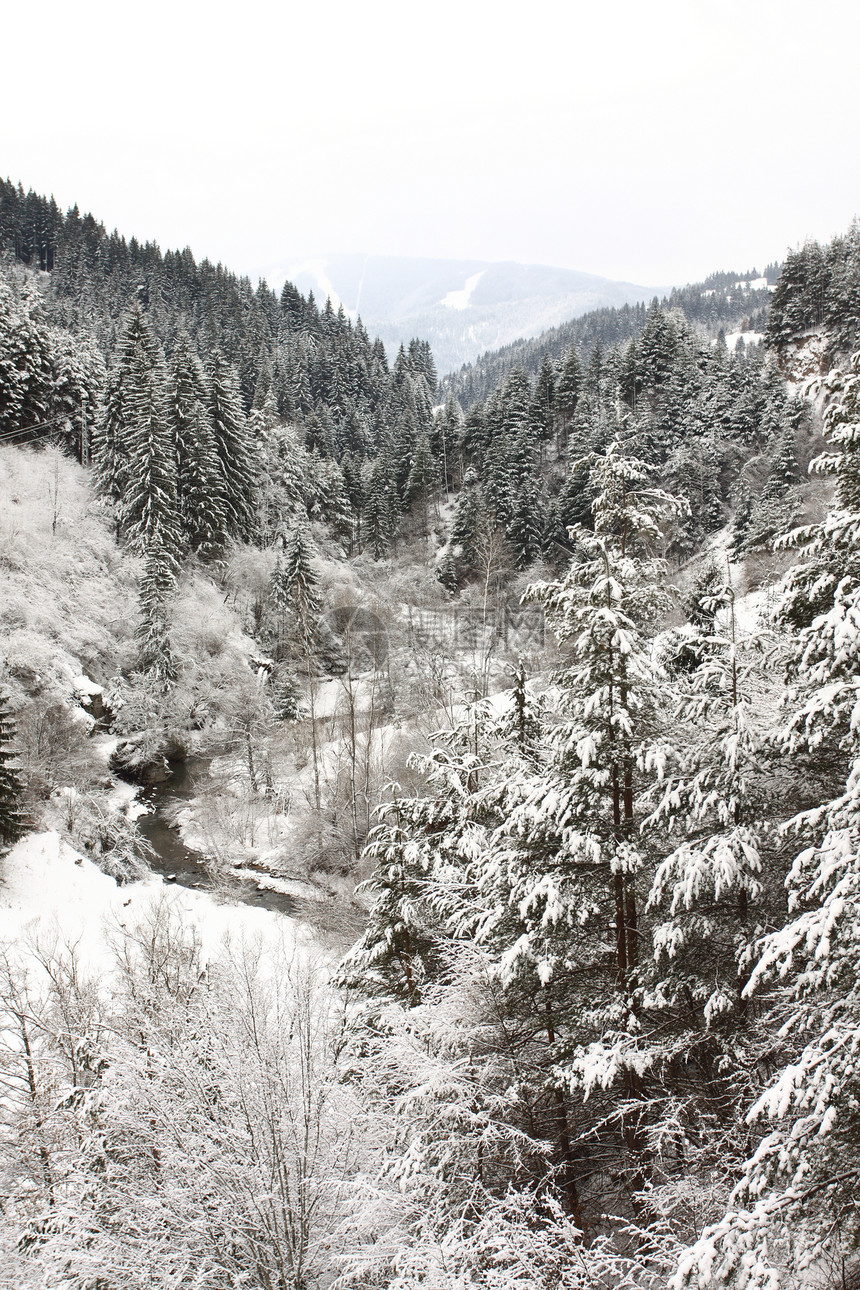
5 177 860 1290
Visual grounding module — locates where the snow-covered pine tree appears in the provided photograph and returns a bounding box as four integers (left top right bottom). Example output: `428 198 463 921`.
530 353 557 453
438 466 486 587
113 307 180 558
0 279 53 436
554 345 582 453
674 348 860 1289
635 579 790 1213
166 332 227 559
488 434 682 1212
47 328 105 462
93 363 129 510
269 523 323 651
364 455 397 560
208 350 258 541
269 523 324 803
273 666 304 721
136 547 177 684
106 307 181 679
312 455 351 548
336 791 442 1005
0 690 26 847
405 431 436 537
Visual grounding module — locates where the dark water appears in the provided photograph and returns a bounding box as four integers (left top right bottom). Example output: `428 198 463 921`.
133 757 298 917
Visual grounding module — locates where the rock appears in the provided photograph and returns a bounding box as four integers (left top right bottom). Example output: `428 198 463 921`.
109 739 173 786
71 674 106 721
162 733 188 762
9 663 45 696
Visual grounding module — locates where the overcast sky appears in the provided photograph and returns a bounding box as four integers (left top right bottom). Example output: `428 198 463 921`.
3 0 858 289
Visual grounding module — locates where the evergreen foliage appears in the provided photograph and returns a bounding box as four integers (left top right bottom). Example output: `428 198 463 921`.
0 691 26 848
207 350 257 540
166 333 228 558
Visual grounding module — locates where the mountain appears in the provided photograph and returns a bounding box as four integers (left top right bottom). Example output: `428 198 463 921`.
444 267 777 407
268 254 658 374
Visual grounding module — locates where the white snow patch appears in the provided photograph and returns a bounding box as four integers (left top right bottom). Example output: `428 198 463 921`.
442 270 485 311
714 588 771 635
0 831 304 971
71 674 103 699
107 777 149 822
313 676 377 719
724 331 764 351
94 735 119 763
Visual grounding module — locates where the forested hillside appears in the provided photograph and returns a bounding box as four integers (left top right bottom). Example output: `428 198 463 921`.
4 184 860 1289
438 294 805 585
446 265 777 406
0 179 440 523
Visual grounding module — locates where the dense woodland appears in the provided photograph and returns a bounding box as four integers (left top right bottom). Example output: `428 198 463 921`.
445 265 777 406
2 183 860 1288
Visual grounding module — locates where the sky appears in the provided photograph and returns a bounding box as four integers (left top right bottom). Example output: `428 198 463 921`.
3 0 859 290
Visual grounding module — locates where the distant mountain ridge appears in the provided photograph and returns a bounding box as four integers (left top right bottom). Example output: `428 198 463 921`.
264 254 659 374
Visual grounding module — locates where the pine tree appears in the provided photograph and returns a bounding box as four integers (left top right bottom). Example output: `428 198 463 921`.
167 333 227 558
273 666 305 721
269 524 323 655
440 466 484 586
136 547 178 684
0 279 53 436
112 307 181 559
364 455 397 560
405 431 436 537
0 691 26 848
336 793 441 1004
506 479 545 567
675 348 860 1288
208 351 258 541
554 345 582 453
530 354 556 452
104 307 182 681
269 524 324 807
93 364 130 508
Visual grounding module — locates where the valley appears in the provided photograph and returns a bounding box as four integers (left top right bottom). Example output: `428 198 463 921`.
2 184 860 1288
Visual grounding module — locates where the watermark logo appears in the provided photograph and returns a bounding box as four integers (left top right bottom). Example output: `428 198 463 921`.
322 601 545 661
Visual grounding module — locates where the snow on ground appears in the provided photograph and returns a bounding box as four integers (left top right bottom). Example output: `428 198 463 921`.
0 831 306 971
313 675 377 719
107 776 149 822
442 270 485 310
724 331 764 351
70 673 103 700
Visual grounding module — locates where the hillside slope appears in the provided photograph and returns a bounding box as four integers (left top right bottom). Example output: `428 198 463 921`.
446 268 777 405
282 253 657 374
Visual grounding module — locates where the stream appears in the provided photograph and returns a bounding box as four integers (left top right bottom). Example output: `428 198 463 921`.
132 757 299 917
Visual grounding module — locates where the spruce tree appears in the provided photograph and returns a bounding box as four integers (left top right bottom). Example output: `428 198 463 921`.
269 524 323 654
208 351 258 541
136 548 178 684
167 333 227 559
364 456 397 560
93 365 130 509
676 347 860 1289
530 353 556 451
405 431 436 536
555 347 582 452
113 307 181 558
107 307 182 680
0 691 26 848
